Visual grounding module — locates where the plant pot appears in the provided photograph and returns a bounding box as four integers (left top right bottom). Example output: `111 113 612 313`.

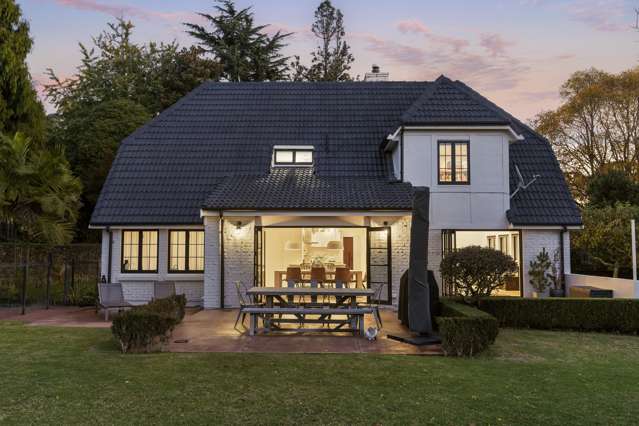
549 288 565 298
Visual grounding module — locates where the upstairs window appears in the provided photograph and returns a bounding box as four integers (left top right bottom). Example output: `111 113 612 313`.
122 230 158 272
273 146 313 166
169 230 205 273
438 141 469 184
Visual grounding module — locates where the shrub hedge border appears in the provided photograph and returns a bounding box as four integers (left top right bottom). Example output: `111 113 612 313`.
477 297 639 334
436 299 499 357
111 294 187 353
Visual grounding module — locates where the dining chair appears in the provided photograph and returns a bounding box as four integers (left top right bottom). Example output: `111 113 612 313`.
369 284 385 329
310 267 326 304
335 267 351 289
286 267 302 288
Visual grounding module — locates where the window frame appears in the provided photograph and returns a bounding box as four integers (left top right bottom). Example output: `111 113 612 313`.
487 236 496 250
437 140 470 185
273 148 314 167
120 230 159 273
499 235 509 255
168 230 205 273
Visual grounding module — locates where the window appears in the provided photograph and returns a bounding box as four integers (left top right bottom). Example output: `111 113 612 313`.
438 141 469 184
499 235 508 255
512 234 520 262
122 230 158 272
169 230 204 272
273 147 313 166
487 236 496 249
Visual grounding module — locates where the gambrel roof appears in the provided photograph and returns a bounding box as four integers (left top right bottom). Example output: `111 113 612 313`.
90 76 581 227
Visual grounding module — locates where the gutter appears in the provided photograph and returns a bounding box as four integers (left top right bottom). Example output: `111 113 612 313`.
560 225 567 293
219 212 225 309
107 226 113 283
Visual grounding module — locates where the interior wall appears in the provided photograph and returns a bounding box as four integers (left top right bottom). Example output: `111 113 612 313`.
262 227 367 287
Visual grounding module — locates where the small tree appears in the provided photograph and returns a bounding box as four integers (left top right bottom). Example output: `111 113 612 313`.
529 248 553 295
440 246 518 303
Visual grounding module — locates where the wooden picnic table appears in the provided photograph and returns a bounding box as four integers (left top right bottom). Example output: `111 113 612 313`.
245 286 375 335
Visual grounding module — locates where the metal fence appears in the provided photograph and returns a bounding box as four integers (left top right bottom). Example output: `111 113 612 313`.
0 243 101 312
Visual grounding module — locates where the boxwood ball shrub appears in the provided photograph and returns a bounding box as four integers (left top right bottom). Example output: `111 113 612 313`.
440 246 518 302
436 299 499 357
477 297 639 334
111 294 187 353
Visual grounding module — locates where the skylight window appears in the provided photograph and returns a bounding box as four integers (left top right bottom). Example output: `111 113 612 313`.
273 146 314 166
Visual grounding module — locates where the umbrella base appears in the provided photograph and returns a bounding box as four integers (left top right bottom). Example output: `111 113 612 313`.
387 333 441 346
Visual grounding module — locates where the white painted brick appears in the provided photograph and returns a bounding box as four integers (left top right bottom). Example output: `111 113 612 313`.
222 218 255 308
203 217 221 308
521 229 568 297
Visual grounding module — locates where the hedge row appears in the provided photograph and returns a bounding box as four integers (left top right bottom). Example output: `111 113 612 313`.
477 297 639 334
436 299 499 357
111 294 187 353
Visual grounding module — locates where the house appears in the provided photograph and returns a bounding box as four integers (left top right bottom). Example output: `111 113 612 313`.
90 74 582 308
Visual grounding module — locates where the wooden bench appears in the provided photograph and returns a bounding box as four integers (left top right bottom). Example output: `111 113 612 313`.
243 306 373 336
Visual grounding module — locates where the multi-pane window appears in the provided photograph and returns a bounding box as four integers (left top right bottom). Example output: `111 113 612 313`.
438 141 469 184
487 236 496 250
512 234 520 262
122 230 158 272
273 148 313 166
169 230 204 272
499 235 508 255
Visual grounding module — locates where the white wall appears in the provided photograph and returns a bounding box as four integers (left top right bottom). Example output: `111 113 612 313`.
101 227 205 306
566 274 638 298
521 229 570 297
401 131 511 230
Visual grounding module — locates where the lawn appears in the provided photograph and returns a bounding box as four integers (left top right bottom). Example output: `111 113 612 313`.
1 323 638 425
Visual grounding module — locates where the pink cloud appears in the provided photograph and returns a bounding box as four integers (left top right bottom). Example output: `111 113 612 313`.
479 33 514 57
564 0 627 32
396 19 430 35
395 19 469 53
53 0 195 23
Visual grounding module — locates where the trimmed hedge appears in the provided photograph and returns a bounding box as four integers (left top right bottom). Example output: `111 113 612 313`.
111 294 187 353
477 297 639 334
436 299 499 357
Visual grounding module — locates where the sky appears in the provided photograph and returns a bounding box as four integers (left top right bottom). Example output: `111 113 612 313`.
19 0 639 121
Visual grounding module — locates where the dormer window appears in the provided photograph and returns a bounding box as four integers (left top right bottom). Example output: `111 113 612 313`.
273 146 314 167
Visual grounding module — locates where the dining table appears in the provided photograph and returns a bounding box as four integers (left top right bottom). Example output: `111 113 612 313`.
273 269 364 288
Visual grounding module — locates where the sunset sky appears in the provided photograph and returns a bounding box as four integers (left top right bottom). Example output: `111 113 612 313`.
21 0 639 121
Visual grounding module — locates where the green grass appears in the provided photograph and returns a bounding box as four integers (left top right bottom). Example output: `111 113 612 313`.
1 323 639 425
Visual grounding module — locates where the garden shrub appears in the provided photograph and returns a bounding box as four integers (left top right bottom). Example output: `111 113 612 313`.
440 246 518 302
477 297 639 334
436 299 499 357
111 294 187 353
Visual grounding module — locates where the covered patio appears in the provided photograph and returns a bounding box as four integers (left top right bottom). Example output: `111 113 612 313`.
1 306 442 355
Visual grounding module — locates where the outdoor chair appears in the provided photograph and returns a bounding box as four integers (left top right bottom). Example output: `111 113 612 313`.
234 281 261 331
369 284 385 329
97 283 132 321
153 281 176 300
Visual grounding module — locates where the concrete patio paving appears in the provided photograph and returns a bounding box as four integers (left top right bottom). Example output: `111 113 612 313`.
0 306 443 355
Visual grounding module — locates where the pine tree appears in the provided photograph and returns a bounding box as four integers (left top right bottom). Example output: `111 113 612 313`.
0 0 46 141
185 0 291 82
306 0 354 82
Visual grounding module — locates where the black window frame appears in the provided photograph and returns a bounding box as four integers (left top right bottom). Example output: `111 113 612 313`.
273 148 314 166
121 230 159 273
168 230 205 273
437 140 470 185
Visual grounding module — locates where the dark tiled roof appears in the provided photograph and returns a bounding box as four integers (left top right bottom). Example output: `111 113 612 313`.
91 78 581 226
204 168 414 210
401 76 509 126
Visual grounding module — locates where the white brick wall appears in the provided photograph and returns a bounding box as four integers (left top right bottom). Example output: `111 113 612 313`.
222 217 255 308
371 216 411 306
203 217 221 308
521 229 569 297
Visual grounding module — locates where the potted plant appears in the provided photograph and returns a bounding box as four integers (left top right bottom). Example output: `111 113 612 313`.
548 249 565 297
529 248 552 298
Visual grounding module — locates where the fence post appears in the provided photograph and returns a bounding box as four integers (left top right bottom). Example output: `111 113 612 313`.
632 219 637 298
46 252 52 310
21 264 27 315
63 260 69 305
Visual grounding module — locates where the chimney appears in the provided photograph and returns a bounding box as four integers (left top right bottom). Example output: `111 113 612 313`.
364 64 389 82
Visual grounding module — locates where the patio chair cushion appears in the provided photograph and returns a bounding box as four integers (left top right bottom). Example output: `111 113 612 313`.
98 283 130 308
154 281 176 299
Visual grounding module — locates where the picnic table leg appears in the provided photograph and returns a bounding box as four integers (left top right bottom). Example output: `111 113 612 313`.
358 314 365 336
250 313 257 336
